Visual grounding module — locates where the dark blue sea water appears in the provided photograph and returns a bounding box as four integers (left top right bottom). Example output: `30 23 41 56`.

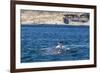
21 24 89 63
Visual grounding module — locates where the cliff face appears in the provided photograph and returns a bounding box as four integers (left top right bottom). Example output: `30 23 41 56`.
21 10 64 24
21 10 89 25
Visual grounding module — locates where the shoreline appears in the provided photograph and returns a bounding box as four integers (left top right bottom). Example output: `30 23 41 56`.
21 24 89 27
21 21 89 26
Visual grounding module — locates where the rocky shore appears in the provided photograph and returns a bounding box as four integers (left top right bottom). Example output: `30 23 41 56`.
21 10 89 26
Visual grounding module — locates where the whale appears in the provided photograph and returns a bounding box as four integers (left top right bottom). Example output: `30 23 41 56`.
40 46 70 55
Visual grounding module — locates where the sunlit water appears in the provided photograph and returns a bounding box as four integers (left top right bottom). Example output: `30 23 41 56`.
21 25 89 63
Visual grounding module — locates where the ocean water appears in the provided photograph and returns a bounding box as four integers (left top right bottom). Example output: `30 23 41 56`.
21 24 89 63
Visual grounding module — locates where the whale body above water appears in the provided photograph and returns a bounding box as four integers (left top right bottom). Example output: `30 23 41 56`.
40 46 71 55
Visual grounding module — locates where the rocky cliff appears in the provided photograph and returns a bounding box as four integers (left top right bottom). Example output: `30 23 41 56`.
21 10 89 25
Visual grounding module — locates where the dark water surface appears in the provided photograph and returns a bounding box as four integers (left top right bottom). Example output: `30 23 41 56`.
21 24 89 63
